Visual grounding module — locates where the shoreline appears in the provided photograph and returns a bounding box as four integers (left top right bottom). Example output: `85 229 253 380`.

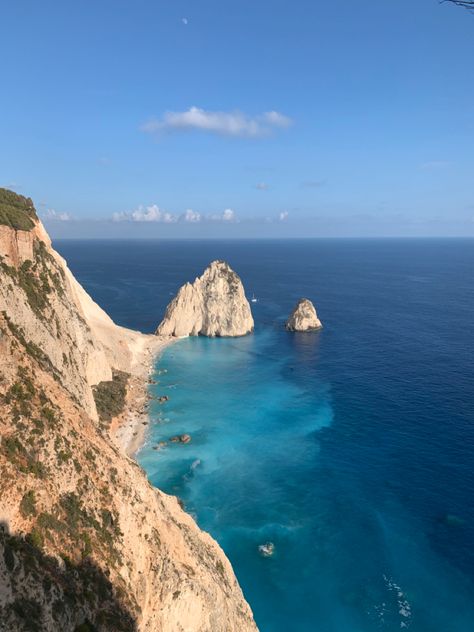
112 334 175 457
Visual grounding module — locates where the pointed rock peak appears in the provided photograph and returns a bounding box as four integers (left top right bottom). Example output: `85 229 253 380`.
286 297 322 332
156 261 254 338
208 260 230 269
201 260 237 278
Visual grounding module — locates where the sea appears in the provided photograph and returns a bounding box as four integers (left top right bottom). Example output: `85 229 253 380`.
55 238 474 632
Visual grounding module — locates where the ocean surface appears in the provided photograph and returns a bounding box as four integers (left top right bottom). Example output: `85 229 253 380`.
55 238 474 632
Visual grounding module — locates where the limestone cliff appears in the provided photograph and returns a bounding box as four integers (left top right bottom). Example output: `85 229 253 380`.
156 260 254 337
0 189 257 632
0 190 151 420
285 298 322 331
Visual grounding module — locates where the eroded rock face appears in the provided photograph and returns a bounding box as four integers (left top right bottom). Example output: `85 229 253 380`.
285 298 322 331
156 260 254 337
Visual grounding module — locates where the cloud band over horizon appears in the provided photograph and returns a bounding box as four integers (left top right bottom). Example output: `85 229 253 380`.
112 205 238 223
141 107 292 138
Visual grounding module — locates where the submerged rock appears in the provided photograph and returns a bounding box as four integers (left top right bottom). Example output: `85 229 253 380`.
153 441 168 450
258 542 275 557
156 260 254 337
443 514 466 527
285 298 322 332
170 434 192 444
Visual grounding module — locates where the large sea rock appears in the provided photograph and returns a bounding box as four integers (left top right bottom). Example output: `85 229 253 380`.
286 298 322 331
156 260 254 337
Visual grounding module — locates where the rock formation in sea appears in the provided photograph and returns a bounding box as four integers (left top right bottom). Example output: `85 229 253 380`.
285 297 323 331
156 260 254 337
0 189 257 632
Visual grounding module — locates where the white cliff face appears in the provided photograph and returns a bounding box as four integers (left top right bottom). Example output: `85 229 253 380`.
286 298 322 331
156 260 254 337
0 218 154 419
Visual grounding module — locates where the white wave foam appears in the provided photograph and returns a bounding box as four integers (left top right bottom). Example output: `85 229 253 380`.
383 574 412 628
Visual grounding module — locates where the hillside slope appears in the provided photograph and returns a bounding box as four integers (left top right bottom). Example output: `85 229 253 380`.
0 189 257 632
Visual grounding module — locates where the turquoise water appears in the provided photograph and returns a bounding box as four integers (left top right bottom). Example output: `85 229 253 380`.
139 331 474 631
56 239 474 631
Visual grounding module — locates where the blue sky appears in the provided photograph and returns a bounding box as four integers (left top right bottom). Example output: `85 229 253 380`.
1 0 474 237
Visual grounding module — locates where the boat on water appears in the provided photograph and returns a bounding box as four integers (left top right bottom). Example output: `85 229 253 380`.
251 293 258 303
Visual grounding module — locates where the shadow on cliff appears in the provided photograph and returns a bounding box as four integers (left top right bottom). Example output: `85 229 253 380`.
0 521 138 632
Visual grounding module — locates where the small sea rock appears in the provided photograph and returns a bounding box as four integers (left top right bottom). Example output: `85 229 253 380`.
258 542 275 557
285 298 322 332
170 434 192 444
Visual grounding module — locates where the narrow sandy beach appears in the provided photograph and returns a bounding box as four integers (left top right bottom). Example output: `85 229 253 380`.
112 334 175 456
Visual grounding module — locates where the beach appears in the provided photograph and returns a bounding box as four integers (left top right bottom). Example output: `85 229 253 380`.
112 334 175 456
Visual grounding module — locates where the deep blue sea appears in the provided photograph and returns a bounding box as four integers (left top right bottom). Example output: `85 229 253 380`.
55 239 474 632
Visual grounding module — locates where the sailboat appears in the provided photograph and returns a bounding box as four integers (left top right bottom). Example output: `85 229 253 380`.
251 293 258 303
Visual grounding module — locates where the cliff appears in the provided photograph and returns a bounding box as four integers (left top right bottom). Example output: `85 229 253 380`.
0 189 257 631
285 298 322 332
156 260 254 337
0 189 151 420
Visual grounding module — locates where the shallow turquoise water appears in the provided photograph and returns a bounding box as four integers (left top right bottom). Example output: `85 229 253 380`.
56 238 474 631
138 315 474 632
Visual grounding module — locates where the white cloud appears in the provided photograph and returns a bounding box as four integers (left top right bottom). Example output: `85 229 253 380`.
222 208 236 222
262 111 292 128
279 211 289 222
255 182 269 191
141 106 293 138
207 208 238 222
182 17 188 25
43 208 71 221
113 204 177 223
183 209 201 223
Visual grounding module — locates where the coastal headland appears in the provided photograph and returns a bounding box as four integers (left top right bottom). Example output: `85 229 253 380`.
0 188 257 631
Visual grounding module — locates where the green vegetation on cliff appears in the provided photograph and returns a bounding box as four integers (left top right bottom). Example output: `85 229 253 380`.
0 188 38 231
0 525 135 632
0 352 133 630
92 370 129 425
1 239 66 323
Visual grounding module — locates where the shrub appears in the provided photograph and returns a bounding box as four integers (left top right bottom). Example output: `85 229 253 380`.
20 490 37 518
27 528 44 549
92 370 129 423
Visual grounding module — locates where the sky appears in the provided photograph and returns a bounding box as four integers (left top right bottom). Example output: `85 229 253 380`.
1 0 474 238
